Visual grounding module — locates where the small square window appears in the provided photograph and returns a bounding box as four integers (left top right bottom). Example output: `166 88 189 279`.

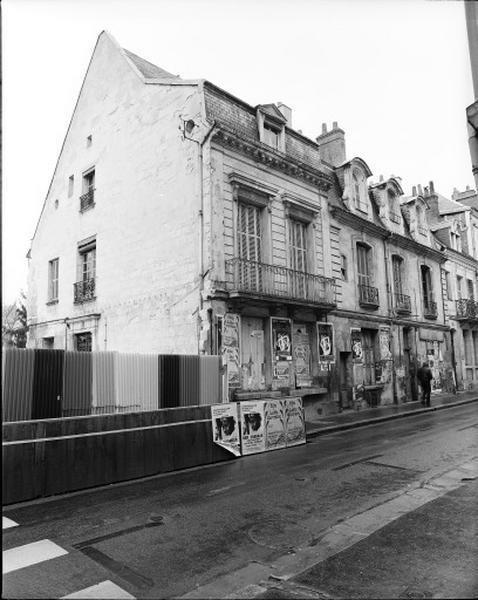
75 332 92 352
86 135 92 147
68 175 74 198
43 337 54 349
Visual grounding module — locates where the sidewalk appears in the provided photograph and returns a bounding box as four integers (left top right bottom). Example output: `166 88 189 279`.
306 390 478 438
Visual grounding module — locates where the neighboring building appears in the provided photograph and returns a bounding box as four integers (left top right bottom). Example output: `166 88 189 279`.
465 1 478 191
425 184 478 391
28 31 457 415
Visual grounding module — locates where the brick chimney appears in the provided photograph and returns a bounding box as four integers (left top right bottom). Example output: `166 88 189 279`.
277 102 292 127
316 121 346 167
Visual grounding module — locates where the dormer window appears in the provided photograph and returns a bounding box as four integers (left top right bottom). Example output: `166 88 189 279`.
416 205 426 235
257 104 286 152
388 191 401 223
352 169 367 213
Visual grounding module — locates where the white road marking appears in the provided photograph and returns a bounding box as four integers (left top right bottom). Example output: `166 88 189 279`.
2 517 18 529
3 539 68 574
61 580 135 599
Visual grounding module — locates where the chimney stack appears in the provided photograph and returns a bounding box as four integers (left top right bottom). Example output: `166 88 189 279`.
412 185 417 196
417 184 423 196
316 121 346 167
277 102 292 127
429 181 435 194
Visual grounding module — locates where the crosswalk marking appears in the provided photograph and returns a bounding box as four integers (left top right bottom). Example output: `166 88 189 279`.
3 539 68 574
61 580 135 599
2 517 19 530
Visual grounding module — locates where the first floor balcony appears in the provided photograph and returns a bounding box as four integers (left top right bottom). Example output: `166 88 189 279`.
74 278 96 304
224 258 336 308
455 298 478 321
394 292 411 315
358 283 379 309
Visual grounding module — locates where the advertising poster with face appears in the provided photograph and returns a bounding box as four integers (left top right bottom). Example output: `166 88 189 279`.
240 401 266 455
211 403 241 456
264 399 287 451
379 327 392 360
271 318 292 361
351 328 363 362
317 323 334 363
285 397 306 447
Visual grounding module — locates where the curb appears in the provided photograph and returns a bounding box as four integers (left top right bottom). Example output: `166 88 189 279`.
306 396 478 439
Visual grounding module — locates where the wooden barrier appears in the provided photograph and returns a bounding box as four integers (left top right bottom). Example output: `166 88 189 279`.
2 406 232 505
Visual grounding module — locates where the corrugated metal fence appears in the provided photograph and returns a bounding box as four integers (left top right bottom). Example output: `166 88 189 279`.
2 349 223 422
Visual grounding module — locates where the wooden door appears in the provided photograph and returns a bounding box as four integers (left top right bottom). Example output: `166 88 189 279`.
241 317 265 391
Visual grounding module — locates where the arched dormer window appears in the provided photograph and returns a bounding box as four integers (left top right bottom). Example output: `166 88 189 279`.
388 190 401 224
353 169 367 213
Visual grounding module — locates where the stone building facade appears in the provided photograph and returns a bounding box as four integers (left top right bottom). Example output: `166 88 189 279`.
28 31 461 416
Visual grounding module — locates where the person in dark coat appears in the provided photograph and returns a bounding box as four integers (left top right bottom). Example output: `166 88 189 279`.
417 362 433 406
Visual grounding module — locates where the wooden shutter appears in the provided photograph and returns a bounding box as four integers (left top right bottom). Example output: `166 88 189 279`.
357 245 370 286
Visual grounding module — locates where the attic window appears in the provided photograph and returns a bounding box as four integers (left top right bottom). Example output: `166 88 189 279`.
263 122 281 150
257 105 286 152
86 135 92 147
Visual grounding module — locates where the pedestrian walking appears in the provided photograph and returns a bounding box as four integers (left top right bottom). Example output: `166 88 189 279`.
417 361 433 406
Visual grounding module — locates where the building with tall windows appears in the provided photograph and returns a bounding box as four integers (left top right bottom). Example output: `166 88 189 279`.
27 31 457 415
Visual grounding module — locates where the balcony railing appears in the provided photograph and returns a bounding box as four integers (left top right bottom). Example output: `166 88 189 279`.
423 297 438 319
224 258 336 306
456 298 478 320
394 292 411 314
74 278 96 304
358 283 379 308
389 210 401 224
80 188 95 212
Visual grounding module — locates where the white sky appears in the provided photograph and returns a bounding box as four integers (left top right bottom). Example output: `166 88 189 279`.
2 0 475 305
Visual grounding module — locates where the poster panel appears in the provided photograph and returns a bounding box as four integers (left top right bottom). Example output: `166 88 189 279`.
351 328 363 363
211 403 241 457
221 313 241 389
240 401 266 455
317 323 335 364
379 327 392 360
285 397 306 447
293 324 313 388
271 318 293 361
264 399 287 451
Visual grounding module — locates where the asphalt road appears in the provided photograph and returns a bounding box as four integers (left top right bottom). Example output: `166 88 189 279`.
3 402 478 599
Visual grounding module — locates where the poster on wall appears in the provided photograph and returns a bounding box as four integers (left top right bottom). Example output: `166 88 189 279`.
240 401 266 455
264 399 287 451
211 403 241 457
221 313 241 389
271 318 292 361
293 324 313 388
379 327 392 360
317 323 335 364
285 397 306 447
351 328 363 363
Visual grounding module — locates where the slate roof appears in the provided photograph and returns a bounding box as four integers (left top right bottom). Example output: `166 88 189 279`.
123 49 178 79
437 193 469 215
457 195 478 210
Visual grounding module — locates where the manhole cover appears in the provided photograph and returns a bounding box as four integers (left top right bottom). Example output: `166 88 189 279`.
248 519 311 550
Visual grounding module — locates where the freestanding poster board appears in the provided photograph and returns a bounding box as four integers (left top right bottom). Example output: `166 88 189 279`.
284 397 306 447
264 399 287 451
239 401 266 455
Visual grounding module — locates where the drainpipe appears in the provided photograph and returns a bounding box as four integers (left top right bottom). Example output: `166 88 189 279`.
382 236 396 402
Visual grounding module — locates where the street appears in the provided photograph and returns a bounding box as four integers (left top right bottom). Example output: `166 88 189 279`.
3 402 478 599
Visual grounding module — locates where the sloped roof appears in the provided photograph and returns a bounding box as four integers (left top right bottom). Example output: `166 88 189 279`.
430 222 451 233
256 103 287 123
457 195 478 210
123 48 179 79
437 193 469 215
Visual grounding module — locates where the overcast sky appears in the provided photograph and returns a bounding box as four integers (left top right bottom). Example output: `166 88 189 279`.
2 0 474 305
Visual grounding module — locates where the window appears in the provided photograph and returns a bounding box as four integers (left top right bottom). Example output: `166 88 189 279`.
80 168 95 212
289 219 308 297
48 258 59 302
86 135 92 147
357 243 371 286
75 332 92 352
263 123 281 150
467 278 474 300
421 265 434 312
353 170 366 212
392 256 404 295
43 337 54 349
68 175 74 198
362 329 376 385
237 202 262 291
388 191 401 223
341 254 347 281
457 275 463 300
74 237 96 303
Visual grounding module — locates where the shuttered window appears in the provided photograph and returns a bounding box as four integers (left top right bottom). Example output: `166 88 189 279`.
357 244 371 286
238 203 261 262
48 258 59 301
289 220 307 273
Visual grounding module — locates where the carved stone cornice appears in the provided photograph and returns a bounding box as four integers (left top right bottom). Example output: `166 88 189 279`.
389 233 447 263
213 127 333 192
330 206 389 239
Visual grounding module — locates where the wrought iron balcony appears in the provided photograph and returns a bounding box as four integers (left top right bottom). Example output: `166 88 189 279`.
224 258 336 307
389 210 401 224
456 298 478 320
80 188 95 212
394 292 411 314
358 283 379 308
74 278 96 303
423 297 438 319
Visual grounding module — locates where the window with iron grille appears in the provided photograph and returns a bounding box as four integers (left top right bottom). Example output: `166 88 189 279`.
48 258 59 302
75 237 96 303
467 278 474 300
80 168 95 212
75 332 92 352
